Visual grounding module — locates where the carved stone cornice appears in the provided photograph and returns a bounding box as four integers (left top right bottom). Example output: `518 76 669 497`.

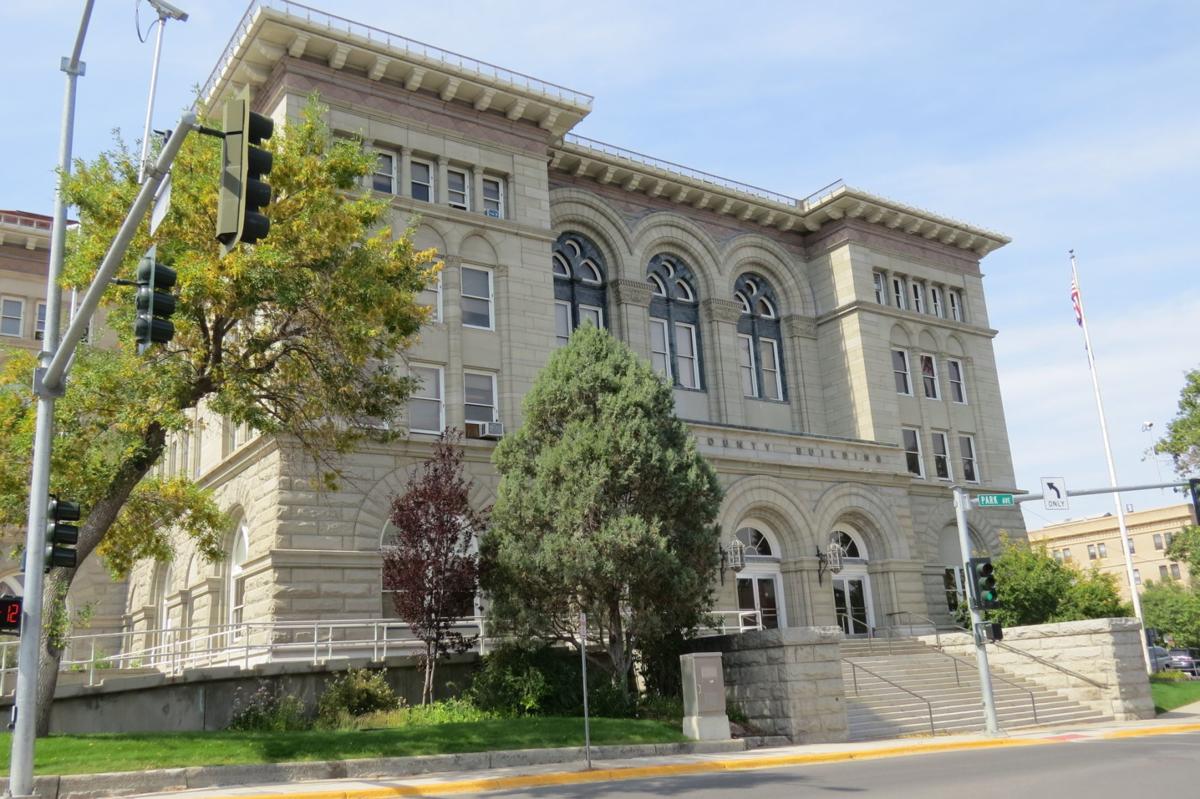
701 298 743 325
782 314 817 340
610 278 653 307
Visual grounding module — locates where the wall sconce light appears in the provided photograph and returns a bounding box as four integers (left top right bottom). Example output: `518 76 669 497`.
817 538 845 585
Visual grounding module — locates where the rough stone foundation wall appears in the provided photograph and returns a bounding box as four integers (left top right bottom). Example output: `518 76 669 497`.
920 617 1153 721
691 627 847 743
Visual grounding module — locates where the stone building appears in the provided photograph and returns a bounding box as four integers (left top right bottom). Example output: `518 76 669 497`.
88 2 1026 654
1027 503 1197 602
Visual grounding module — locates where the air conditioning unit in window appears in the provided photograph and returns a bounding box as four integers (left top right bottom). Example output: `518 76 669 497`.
484 209 500 218
465 421 504 440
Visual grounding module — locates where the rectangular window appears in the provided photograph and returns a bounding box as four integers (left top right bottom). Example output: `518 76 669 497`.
902 428 924 478
372 152 395 194
577 304 603 331
1171 563 1182 580
407 364 444 433
759 338 782 401
482 177 504 218
1160 564 1170 581
675 322 700 389
1 298 23 337
464 371 497 423
911 281 925 314
930 286 944 318
1133 568 1141 585
873 272 887 305
949 290 963 322
554 301 571 348
34 302 47 341
410 159 434 202
892 349 912 395
1088 544 1097 560
920 354 940 399
959 435 979 483
738 334 758 397
1053 549 1063 562
1062 547 1072 561
460 266 493 329
1128 538 1136 554
1154 533 1164 550
418 274 441 323
891 277 907 310
1166 531 1175 547
1098 542 1107 558
931 432 952 480
947 359 967 403
447 168 469 210
650 319 671 380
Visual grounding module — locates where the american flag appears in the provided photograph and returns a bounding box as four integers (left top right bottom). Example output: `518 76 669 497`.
1070 278 1083 327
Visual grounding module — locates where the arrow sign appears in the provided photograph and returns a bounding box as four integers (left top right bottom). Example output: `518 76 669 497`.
1042 477 1069 511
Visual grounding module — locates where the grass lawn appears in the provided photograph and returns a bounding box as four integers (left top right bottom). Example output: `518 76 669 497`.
1151 678 1200 714
0 717 686 777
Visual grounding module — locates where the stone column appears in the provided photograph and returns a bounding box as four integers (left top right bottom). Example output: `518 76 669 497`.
399 147 412 199
781 313 820 433
472 168 485 216
781 556 821 627
442 256 466 431
700 297 745 425
436 155 448 208
610 279 652 358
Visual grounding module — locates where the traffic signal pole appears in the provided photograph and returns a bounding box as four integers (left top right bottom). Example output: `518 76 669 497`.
7 116 195 799
953 485 1000 735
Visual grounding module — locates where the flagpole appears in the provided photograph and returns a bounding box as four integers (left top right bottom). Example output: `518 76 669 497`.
1070 250 1153 675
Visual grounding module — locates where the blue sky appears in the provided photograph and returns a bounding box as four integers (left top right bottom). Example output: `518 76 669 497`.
3 1 1199 531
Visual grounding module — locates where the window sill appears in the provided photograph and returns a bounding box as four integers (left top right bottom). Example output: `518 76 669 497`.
462 324 495 332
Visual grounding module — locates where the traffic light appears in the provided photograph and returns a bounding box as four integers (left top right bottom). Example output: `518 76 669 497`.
134 247 177 351
1189 478 1200 525
46 496 80 571
216 94 274 256
967 556 999 610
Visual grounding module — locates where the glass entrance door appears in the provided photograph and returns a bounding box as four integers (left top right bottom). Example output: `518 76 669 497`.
833 575 871 635
737 575 780 630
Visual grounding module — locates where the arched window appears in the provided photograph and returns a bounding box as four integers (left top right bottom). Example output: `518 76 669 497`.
734 273 786 401
552 233 608 347
647 254 703 389
733 526 783 630
227 522 249 629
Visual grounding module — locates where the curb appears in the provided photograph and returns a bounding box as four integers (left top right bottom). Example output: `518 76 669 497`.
0 740 746 799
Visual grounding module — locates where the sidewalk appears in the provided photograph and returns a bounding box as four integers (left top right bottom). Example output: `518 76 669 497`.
125 703 1200 799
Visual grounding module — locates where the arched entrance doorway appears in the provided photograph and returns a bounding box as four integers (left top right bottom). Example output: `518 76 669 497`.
830 530 874 636
734 527 785 630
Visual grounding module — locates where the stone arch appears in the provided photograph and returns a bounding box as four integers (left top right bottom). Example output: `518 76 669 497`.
944 334 967 358
549 188 634 268
889 323 913 348
917 329 939 354
718 475 820 561
723 235 814 317
410 222 448 256
630 213 722 299
812 482 910 561
353 462 497 552
925 508 1003 558
457 232 499 265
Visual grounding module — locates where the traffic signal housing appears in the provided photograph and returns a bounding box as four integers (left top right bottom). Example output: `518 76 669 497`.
967 556 999 611
1189 478 1200 526
46 496 80 571
216 95 274 256
134 248 177 351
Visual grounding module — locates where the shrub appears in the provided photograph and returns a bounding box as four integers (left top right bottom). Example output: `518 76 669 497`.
1152 670 1192 683
345 697 499 730
227 681 309 731
468 643 634 717
635 693 684 722
316 668 400 727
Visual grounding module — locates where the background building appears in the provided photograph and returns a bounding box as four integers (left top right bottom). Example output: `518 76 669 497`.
1027 503 1197 601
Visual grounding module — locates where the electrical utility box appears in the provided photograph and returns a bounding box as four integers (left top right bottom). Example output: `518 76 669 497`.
680 652 731 740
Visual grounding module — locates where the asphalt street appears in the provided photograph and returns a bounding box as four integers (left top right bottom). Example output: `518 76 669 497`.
484 731 1200 798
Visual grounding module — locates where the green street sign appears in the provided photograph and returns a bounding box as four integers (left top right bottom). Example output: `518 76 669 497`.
977 493 1015 507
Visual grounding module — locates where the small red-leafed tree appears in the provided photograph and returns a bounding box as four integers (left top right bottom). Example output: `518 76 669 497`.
382 431 485 704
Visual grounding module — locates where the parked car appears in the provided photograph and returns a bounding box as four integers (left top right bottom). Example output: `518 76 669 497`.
1165 648 1198 676
1149 645 1171 672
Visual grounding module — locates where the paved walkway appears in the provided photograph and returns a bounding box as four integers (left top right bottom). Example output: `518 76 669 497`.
128 705 1200 799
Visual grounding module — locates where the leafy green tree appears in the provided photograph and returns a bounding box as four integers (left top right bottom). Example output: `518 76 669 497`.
0 98 435 734
1141 580 1200 649
1156 368 1200 476
480 325 722 696
1164 525 1200 577
983 539 1130 627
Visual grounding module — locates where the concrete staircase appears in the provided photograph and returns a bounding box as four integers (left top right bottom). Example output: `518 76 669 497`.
841 637 1111 740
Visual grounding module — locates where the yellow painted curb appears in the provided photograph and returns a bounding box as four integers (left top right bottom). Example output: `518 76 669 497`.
184 723 1200 799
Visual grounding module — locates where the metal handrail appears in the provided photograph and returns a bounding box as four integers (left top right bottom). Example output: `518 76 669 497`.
198 0 594 108
841 658 935 735
886 610 1107 690
836 611 890 654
